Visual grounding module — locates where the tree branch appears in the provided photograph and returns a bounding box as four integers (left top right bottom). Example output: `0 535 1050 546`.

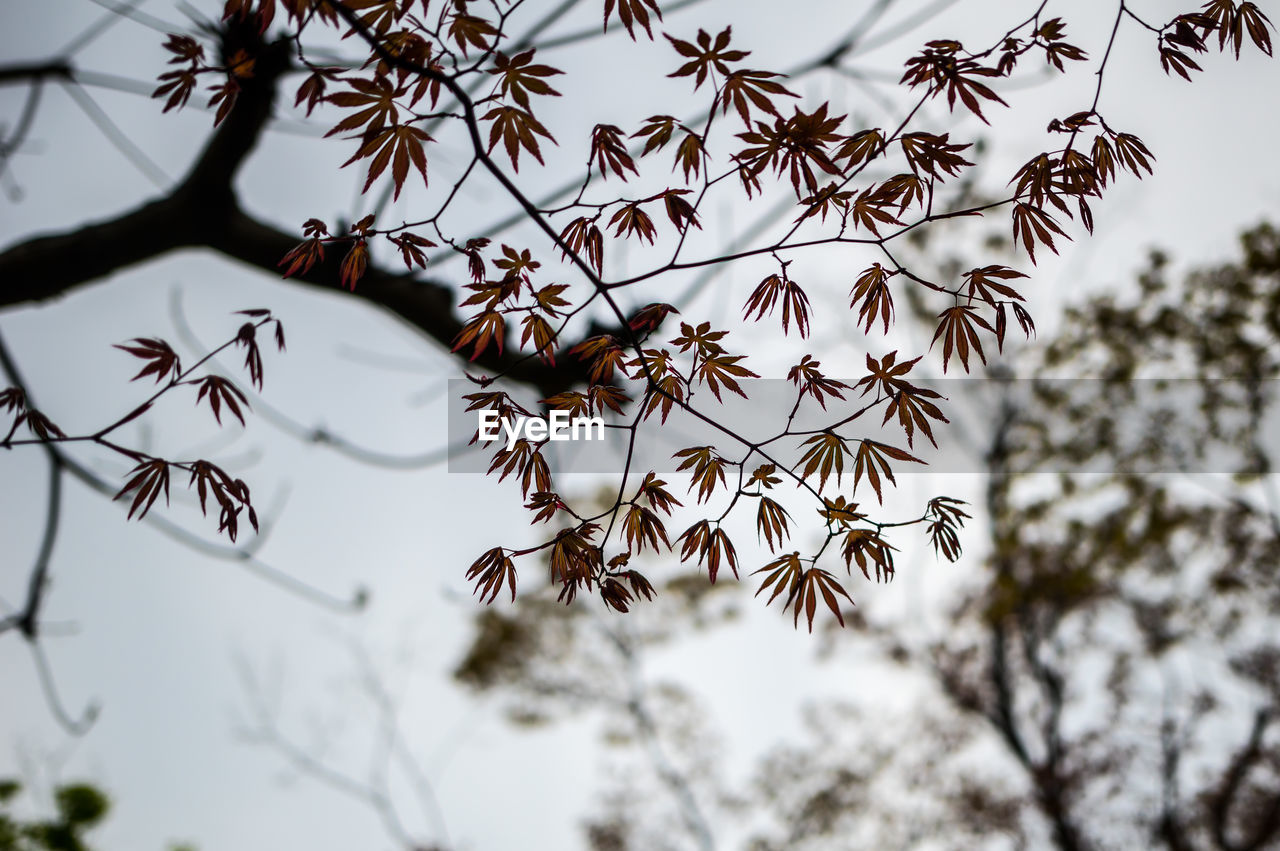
0 22 588 396
1211 709 1278 851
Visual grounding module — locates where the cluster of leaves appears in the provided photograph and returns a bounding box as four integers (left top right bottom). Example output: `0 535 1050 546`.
155 32 259 126
137 0 1275 627
0 781 196 851
2 311 283 541
1160 3 1272 78
0 780 107 851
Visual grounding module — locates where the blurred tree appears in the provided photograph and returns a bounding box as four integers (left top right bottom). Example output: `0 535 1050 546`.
0 779 109 851
767 224 1280 849
888 222 1280 851
435 223 1280 850
0 780 196 851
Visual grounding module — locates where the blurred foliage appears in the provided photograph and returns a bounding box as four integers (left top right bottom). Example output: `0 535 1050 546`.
742 221 1280 849
451 222 1280 850
0 782 196 851
0 780 107 851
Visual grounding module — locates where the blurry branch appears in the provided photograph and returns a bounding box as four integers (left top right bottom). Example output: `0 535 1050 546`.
531 0 707 52
61 0 152 56
0 334 58 639
29 639 100 737
844 0 965 59
351 643 452 849
0 61 74 86
84 0 182 35
784 0 897 76
58 446 368 613
237 685 421 848
1209 709 1280 851
940 397 1090 851
58 425 366 609
169 288 471 471
0 317 364 628
235 650 452 851
1159 707 1194 851
0 330 100 736
1242 375 1280 539
602 623 716 851
0 73 49 199
920 226 1280 851
449 592 722 848
60 80 171 187
1 313 364 738
0 406 61 643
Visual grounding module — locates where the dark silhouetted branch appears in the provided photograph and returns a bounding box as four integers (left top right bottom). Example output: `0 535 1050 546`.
0 24 591 396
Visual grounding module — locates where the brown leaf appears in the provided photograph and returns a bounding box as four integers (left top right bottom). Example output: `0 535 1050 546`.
743 273 811 337
339 239 369 290
114 338 181 384
633 114 679 155
787 356 849 409
756 496 791 551
850 264 895 334
853 439 923 504
842 528 896 582
925 496 970 562
452 311 506 361
341 124 432 199
797 432 848 493
114 458 171 521
195 375 249 426
490 49 563 111
1011 202 1067 264
622 504 670 553
931 305 995 373
696 352 757 401
666 27 750 88
604 0 662 39
797 567 853 631
589 124 638 180
447 12 499 54
900 47 1007 124
676 520 738 582
559 217 605 276
482 106 555 171
964 265 1027 306
208 77 241 127
466 547 518 603
673 446 727 503
608 202 657 244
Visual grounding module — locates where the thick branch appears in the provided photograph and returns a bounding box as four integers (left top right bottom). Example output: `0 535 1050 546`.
0 61 73 86
1156 715 1193 851
0 329 64 642
982 403 1092 851
1211 709 1279 851
211 207 583 394
0 25 586 396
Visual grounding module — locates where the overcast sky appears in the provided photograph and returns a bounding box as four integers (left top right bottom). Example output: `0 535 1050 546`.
2 1 1279 849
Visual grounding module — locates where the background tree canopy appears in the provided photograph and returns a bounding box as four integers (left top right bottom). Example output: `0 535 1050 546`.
0 1 1277 848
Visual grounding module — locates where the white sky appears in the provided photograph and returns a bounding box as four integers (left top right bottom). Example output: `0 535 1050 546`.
2 1 1279 848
